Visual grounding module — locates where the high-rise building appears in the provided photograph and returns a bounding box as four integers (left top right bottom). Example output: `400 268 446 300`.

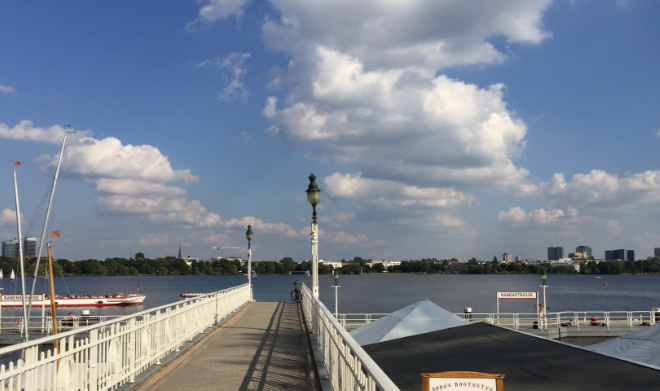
654 248 660 258
23 237 36 258
502 253 512 263
2 239 19 258
547 246 563 261
605 249 634 261
576 245 593 257
2 237 37 258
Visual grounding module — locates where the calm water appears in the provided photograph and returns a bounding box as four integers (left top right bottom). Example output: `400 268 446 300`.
3 273 660 318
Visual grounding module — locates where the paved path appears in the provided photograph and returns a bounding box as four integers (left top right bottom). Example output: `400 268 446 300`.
134 302 321 391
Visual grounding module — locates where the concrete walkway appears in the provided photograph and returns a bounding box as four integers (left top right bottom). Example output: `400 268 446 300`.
134 302 322 391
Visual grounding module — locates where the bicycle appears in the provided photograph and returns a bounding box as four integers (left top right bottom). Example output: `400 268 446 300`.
291 280 302 303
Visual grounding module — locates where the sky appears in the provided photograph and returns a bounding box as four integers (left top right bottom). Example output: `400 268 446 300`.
0 0 659 263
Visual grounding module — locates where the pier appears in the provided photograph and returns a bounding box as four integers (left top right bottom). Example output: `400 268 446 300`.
0 283 395 391
132 302 320 391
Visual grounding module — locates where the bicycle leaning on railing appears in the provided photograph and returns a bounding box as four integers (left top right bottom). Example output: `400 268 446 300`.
291 280 302 302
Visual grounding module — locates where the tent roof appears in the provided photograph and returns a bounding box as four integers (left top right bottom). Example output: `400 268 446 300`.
364 322 660 391
349 299 468 346
588 323 660 367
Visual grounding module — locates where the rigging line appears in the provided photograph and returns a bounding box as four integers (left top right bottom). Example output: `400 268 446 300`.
24 182 52 238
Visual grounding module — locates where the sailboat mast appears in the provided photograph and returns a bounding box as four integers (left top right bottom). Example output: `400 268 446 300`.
47 243 59 355
13 169 29 341
28 130 73 315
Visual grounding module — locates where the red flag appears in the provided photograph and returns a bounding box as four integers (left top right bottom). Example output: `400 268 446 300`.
52 231 60 238
14 162 20 166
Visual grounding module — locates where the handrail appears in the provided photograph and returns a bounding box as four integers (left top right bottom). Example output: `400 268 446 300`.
300 283 400 391
335 310 657 331
0 283 251 391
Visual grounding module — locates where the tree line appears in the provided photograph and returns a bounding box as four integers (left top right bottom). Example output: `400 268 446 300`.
1 254 659 277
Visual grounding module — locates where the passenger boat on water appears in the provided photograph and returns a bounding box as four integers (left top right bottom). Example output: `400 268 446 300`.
0 293 146 307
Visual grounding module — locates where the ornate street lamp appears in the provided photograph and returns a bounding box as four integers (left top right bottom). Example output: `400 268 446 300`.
306 173 321 299
540 270 548 328
246 225 253 300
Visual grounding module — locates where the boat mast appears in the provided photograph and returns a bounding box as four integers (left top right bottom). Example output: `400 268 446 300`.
13 169 29 341
27 130 74 316
47 243 60 357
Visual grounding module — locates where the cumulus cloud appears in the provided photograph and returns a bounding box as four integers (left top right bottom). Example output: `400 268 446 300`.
0 84 16 94
0 208 20 226
200 52 251 102
187 0 250 30
547 170 660 210
0 120 91 144
324 172 475 208
220 216 299 237
499 206 564 225
264 0 551 72
264 46 535 192
0 121 220 227
499 206 621 236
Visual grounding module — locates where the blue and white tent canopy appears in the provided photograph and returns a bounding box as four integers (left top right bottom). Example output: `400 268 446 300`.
588 323 660 368
349 299 469 346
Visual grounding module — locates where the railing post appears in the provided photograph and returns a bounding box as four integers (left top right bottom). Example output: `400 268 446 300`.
89 328 99 391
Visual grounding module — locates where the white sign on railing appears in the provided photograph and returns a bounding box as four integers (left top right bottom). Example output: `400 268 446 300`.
497 291 538 317
497 291 537 299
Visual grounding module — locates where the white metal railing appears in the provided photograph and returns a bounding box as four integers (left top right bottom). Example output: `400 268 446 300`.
336 310 658 332
0 283 251 391
300 283 399 391
455 310 657 331
336 313 389 331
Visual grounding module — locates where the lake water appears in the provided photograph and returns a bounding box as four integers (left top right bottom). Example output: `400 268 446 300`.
3 273 660 318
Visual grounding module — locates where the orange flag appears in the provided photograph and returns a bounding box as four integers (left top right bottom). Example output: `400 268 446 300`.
52 231 61 238
14 162 20 166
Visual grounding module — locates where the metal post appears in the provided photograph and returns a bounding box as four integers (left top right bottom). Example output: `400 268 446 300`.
311 221 319 299
543 283 547 329
13 170 29 340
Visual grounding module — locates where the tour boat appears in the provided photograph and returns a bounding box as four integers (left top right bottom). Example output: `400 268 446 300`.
180 293 207 298
0 293 147 307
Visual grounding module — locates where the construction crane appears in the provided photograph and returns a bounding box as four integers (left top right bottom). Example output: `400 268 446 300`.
212 246 239 260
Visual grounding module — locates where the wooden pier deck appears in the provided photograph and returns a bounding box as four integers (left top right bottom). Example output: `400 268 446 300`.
132 302 321 391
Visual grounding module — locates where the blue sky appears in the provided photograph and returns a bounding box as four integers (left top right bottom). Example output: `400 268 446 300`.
1 0 659 263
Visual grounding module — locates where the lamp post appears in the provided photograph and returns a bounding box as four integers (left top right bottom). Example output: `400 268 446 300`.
246 225 253 301
540 270 548 329
332 269 340 317
306 173 321 299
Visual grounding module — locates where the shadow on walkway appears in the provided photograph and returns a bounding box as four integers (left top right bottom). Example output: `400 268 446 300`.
134 302 321 391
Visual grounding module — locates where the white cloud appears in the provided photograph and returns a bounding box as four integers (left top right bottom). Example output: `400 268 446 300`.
0 121 221 228
324 172 474 208
187 0 250 30
0 120 91 144
0 84 16 94
266 47 535 193
220 217 298 237
498 206 564 225
200 52 251 102
0 208 20 226
547 170 660 210
58 135 198 184
264 0 551 73
499 206 621 236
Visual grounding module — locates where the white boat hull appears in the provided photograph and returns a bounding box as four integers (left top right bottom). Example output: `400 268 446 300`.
0 294 146 307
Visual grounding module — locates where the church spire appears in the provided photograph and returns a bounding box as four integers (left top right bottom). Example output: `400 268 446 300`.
178 245 182 259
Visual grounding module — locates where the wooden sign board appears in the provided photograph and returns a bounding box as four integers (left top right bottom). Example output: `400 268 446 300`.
422 371 504 391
